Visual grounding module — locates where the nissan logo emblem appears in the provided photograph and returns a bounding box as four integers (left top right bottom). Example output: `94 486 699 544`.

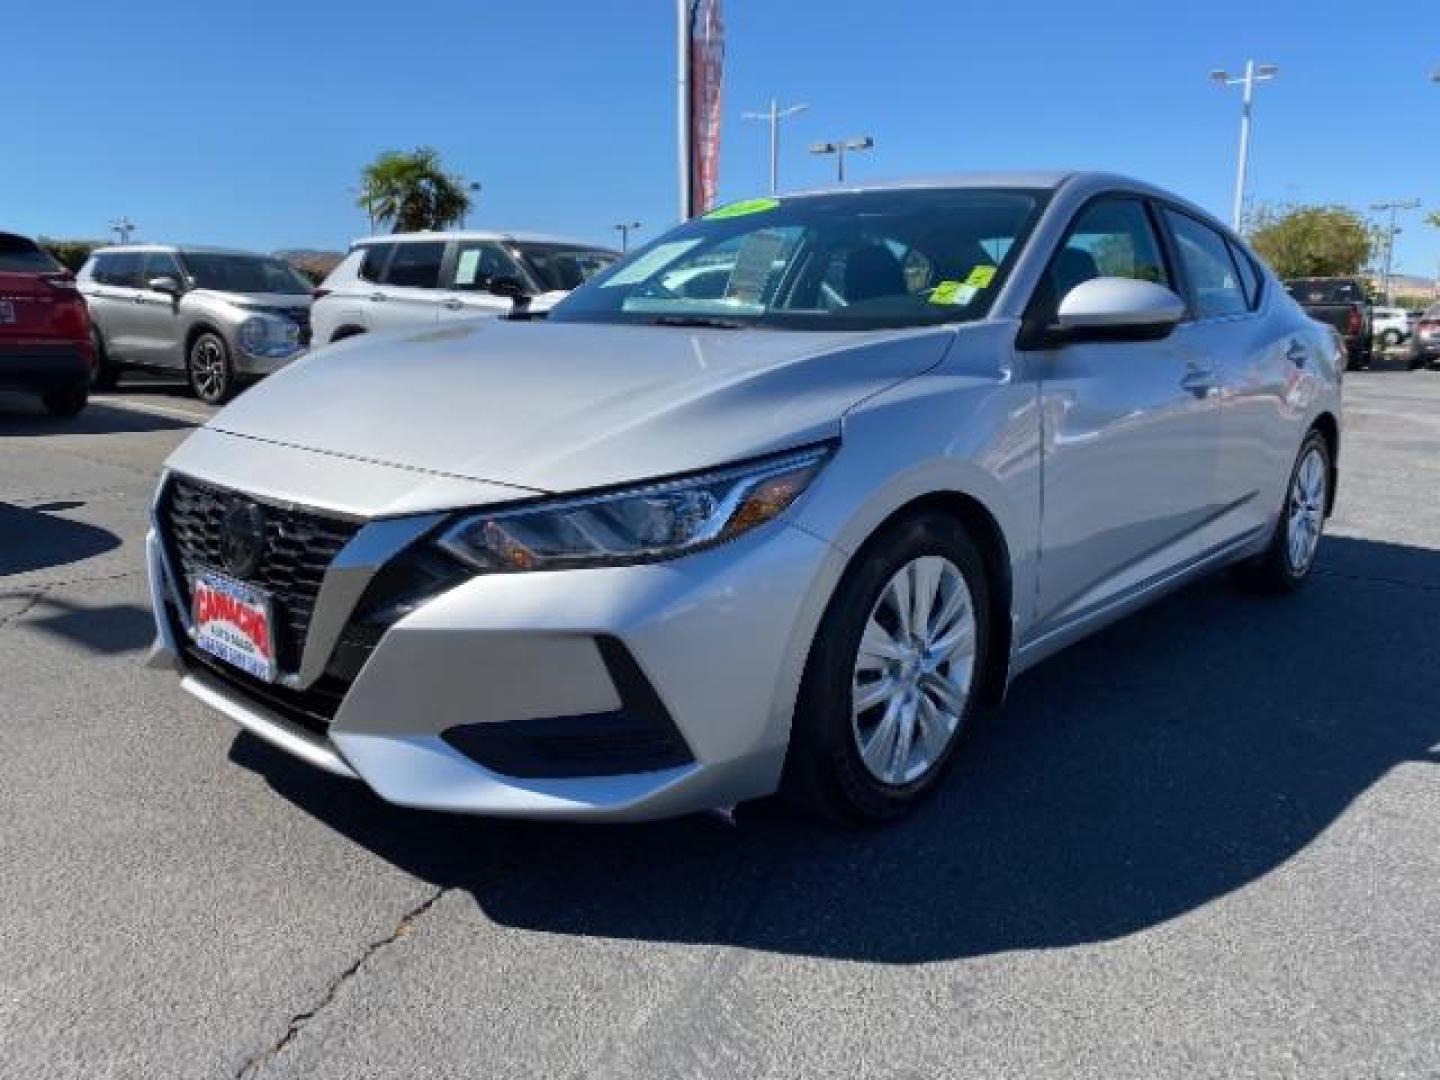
220 500 267 579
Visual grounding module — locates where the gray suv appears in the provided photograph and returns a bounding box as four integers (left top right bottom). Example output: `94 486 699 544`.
78 245 312 404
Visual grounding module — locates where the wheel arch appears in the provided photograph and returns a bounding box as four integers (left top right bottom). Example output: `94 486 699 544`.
821 488 1017 708
1310 411 1340 515
184 320 228 357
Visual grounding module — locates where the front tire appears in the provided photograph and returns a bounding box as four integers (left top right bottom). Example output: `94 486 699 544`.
1380 329 1401 348
187 331 235 405
1234 431 1330 594
784 512 991 824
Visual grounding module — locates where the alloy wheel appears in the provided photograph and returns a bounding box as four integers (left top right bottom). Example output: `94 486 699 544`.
1286 446 1326 573
191 337 227 401
851 555 977 786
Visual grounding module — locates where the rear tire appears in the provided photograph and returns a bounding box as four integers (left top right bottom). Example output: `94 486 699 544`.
91 329 119 391
1233 430 1329 594
187 331 235 405
41 383 88 418
783 512 991 824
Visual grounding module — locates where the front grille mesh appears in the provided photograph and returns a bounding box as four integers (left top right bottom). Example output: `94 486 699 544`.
158 475 359 672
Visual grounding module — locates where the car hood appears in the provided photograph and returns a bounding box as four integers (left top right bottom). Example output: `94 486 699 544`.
202 318 955 495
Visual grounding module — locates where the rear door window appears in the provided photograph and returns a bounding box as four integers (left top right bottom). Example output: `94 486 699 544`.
1161 209 1249 320
1227 240 1262 309
99 252 143 287
358 244 395 284
382 242 446 289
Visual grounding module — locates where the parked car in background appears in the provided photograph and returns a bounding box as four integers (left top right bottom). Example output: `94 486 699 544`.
1371 305 1410 348
1284 277 1372 369
1409 303 1440 369
310 231 619 345
146 172 1342 825
0 231 94 416
78 245 312 404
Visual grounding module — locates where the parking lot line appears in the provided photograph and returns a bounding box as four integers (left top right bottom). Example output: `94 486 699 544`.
93 395 213 425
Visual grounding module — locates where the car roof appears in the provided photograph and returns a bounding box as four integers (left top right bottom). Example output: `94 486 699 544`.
352 230 617 251
89 244 271 257
784 170 1078 198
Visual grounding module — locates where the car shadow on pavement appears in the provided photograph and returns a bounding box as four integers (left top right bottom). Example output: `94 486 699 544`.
233 534 1440 964
16 595 156 655
0 394 195 435
0 502 121 577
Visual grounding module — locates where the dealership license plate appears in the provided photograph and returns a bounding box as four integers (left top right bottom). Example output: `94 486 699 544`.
191 571 278 683
0 301 14 324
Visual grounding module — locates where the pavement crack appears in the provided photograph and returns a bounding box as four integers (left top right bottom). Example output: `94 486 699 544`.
0 589 48 631
235 887 446 1079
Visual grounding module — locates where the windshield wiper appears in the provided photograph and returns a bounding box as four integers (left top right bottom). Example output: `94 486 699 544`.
647 315 748 330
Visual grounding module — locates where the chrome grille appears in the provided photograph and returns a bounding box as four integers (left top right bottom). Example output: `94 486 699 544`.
158 475 359 672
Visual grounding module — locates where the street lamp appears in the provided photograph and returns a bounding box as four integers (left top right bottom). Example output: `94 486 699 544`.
1371 199 1420 305
809 136 874 184
109 216 136 244
613 221 642 252
1210 61 1280 232
741 99 808 194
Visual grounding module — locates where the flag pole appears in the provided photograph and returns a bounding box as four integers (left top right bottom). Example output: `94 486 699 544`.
677 0 691 220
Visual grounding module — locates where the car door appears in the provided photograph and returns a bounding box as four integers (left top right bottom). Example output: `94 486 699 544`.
1027 195 1222 639
363 240 447 333
128 250 187 369
1156 208 1290 545
83 252 144 361
435 240 525 322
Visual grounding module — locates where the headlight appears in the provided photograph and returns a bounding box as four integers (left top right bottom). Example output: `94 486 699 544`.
238 315 301 358
438 445 832 572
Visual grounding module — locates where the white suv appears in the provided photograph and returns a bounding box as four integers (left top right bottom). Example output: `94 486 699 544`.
311 231 618 344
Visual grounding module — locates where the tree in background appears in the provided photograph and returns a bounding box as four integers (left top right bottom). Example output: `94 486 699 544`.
356 148 473 233
1248 204 1373 279
37 238 100 272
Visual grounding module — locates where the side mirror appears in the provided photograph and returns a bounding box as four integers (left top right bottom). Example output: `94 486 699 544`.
147 275 182 297
1052 277 1185 343
485 275 528 300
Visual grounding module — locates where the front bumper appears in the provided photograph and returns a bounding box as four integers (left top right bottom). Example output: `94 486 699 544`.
232 347 306 378
146 509 844 822
0 342 91 393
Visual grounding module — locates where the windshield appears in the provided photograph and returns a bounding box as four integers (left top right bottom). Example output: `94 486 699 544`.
548 188 1044 331
514 243 618 292
181 253 312 295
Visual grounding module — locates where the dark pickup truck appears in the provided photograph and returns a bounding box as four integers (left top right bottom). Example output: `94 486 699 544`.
1284 277 1373 369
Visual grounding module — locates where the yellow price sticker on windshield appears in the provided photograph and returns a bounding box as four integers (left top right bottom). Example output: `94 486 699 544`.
705 197 780 220
965 264 997 289
929 280 977 306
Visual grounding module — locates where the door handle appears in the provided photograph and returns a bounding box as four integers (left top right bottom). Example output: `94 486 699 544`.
1181 366 1218 395
132 294 146 304
1286 340 1308 368
442 298 464 311
369 292 387 302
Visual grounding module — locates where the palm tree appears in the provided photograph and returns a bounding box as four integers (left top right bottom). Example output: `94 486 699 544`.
356 148 474 233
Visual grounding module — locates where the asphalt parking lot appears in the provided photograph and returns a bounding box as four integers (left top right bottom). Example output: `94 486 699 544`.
2 367 1438 1079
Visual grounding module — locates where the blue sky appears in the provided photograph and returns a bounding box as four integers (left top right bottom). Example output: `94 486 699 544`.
7 1 1438 276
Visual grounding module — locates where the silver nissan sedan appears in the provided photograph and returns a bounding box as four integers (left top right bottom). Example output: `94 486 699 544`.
145 171 1342 824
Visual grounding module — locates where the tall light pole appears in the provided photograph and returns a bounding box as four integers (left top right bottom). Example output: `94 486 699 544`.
742 99 808 194
1210 61 1280 232
809 136 874 183
613 221 642 252
109 216 136 244
1371 199 1420 305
